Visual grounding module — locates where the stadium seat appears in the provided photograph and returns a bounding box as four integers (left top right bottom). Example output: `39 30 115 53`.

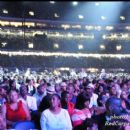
12 121 36 130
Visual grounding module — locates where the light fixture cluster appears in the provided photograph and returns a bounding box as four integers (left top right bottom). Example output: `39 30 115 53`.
1 20 129 32
102 33 129 40
0 50 129 59
2 9 8 14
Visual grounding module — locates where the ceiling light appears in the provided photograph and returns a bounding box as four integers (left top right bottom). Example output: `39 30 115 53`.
72 2 78 6
29 11 34 16
100 45 105 50
54 13 59 18
78 15 84 19
120 16 125 20
3 9 8 14
101 16 106 20
95 2 100 6
78 44 83 50
116 45 122 51
54 43 59 49
28 42 34 48
50 1 55 4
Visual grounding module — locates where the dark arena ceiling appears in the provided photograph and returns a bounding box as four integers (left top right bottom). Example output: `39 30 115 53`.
0 1 130 24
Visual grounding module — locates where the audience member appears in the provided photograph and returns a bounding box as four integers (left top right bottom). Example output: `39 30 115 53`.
40 93 72 130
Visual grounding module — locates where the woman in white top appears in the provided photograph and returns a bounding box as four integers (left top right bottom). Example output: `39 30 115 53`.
40 93 72 130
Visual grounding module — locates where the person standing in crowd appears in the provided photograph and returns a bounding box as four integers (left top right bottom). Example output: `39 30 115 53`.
33 83 47 108
60 82 67 93
73 80 80 96
120 91 130 111
0 86 8 104
9 79 20 91
26 79 36 96
55 83 62 97
109 84 118 97
40 94 72 130
66 83 77 105
84 83 98 108
96 84 107 107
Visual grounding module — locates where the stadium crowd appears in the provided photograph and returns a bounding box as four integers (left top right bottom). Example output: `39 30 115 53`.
0 66 130 130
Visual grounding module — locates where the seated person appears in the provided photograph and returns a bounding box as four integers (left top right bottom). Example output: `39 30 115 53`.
0 114 6 130
33 83 47 108
71 92 91 127
61 91 75 116
40 93 72 130
120 91 130 110
2 90 31 128
73 118 98 130
18 85 37 112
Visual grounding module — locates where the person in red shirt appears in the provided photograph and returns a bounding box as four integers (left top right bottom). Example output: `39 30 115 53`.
71 92 91 128
2 90 31 128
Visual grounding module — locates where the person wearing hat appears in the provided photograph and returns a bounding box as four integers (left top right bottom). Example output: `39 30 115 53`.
37 83 56 130
38 83 56 112
84 83 98 109
33 83 47 108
